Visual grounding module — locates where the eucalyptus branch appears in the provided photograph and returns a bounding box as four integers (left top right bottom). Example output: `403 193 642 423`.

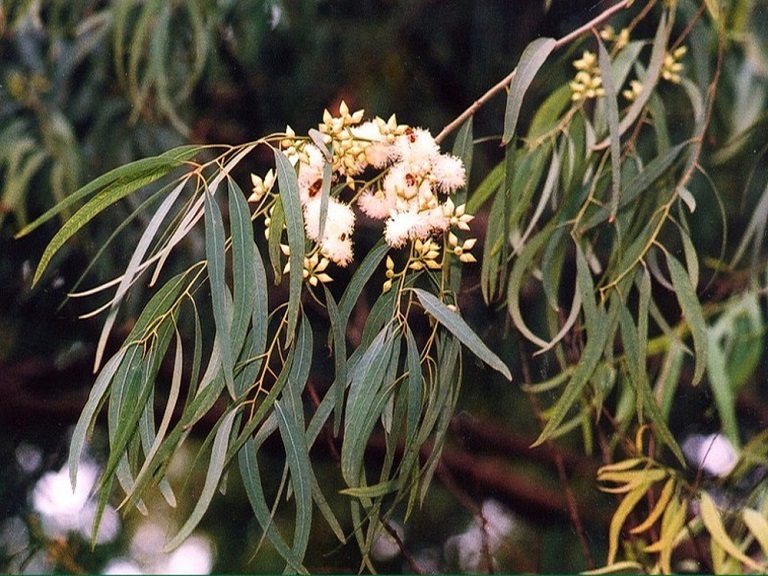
434 0 631 144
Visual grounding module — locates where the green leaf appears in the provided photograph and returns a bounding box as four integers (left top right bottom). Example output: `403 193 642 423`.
338 239 390 329
16 145 199 240
467 160 503 214
342 325 396 486
164 408 239 552
597 36 621 220
502 37 556 145
205 187 235 398
228 178 257 371
582 142 687 231
666 252 708 386
30 150 198 285
234 242 269 396
274 149 305 343
69 348 127 489
94 176 189 370
594 12 671 150
238 435 307 574
274 401 313 564
413 288 511 380
323 286 348 437
534 311 610 446
526 84 572 144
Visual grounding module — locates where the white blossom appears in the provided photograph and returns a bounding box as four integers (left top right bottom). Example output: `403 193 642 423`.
432 153 466 193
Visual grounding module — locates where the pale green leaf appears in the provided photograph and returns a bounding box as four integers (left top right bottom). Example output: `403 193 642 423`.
274 401 313 564
238 435 307 573
274 149 305 343
502 37 556 145
164 408 239 552
414 288 511 380
666 252 708 386
205 187 235 398
597 36 621 220
69 348 127 489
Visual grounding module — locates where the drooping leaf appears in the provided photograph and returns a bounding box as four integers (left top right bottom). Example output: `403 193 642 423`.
274 149 305 343
274 401 313 564
238 435 307 574
666 252 708 386
204 186 235 398
69 348 127 489
414 288 511 380
227 177 257 369
164 408 240 552
502 37 557 145
700 491 763 571
597 36 621 220
16 145 199 240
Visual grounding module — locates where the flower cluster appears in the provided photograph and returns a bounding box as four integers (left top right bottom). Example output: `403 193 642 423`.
248 102 476 287
599 25 630 51
569 51 605 102
661 46 687 84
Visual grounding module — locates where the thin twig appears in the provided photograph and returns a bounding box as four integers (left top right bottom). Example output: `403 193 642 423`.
383 520 425 575
434 0 631 144
518 338 596 570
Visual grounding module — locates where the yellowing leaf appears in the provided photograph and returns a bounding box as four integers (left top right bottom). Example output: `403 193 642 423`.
742 508 768 559
630 477 676 534
644 496 687 574
582 561 644 575
700 491 763 572
607 483 652 565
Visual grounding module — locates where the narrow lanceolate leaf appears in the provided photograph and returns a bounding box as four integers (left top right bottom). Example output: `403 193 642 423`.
274 149 304 343
69 348 127 489
228 178 257 369
338 239 389 329
502 37 556 145
594 13 671 150
274 401 313 563
323 286 348 436
17 145 199 240
342 326 395 486
743 508 768 558
31 152 198 285
597 36 621 221
94 176 188 370
700 491 763 571
534 311 610 446
666 253 707 386
164 408 239 552
414 289 511 380
238 436 307 574
607 483 654 565
630 478 676 534
205 187 235 398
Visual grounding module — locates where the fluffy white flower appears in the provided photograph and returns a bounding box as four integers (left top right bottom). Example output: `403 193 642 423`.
384 210 433 248
358 189 396 220
394 128 440 172
351 121 394 168
383 163 419 205
432 154 466 193
303 197 355 242
298 144 326 204
320 236 354 267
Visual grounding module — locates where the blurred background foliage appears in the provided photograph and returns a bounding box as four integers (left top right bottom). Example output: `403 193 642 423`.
1 0 768 573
